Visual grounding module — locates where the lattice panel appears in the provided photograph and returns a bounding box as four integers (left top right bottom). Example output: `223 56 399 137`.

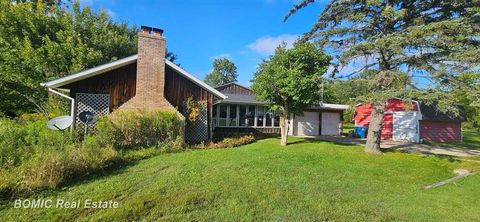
75 93 109 132
185 106 209 144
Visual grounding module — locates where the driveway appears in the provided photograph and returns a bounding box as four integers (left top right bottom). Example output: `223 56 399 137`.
308 135 480 158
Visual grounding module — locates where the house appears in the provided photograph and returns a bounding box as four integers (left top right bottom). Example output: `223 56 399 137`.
42 26 349 142
353 98 467 143
41 26 226 143
212 83 349 138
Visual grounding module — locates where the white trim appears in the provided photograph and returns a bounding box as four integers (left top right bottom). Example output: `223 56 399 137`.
48 88 75 132
40 54 227 100
166 60 226 99
41 55 138 88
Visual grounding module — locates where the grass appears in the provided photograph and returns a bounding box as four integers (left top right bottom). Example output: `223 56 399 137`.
1 137 479 221
431 129 480 151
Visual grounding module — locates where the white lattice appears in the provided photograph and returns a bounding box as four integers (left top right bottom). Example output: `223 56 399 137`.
185 107 209 143
75 93 109 131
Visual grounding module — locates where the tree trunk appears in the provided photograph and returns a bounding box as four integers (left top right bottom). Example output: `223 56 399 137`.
280 106 289 146
365 102 385 154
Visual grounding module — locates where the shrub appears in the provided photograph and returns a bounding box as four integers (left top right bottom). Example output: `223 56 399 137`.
96 109 184 150
0 119 71 169
193 135 256 149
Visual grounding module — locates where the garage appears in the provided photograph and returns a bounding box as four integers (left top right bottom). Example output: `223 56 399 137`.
321 112 341 135
294 111 319 136
288 103 349 137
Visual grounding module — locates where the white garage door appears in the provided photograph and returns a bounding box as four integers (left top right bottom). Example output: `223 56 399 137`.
321 112 340 135
296 111 319 136
393 111 419 142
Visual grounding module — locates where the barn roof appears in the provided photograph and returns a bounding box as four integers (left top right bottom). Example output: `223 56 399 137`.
419 103 467 122
40 55 226 99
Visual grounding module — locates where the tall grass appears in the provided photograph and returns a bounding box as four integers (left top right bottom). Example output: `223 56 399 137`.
0 110 185 198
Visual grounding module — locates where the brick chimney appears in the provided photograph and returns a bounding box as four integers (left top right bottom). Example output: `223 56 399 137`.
119 26 179 113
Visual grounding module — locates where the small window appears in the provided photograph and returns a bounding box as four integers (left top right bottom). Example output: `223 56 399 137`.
256 106 264 127
273 113 280 127
266 112 272 127
229 104 237 126
247 105 255 126
212 104 218 128
219 104 228 126
239 105 247 126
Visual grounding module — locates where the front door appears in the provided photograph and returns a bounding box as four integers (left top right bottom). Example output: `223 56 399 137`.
393 112 419 142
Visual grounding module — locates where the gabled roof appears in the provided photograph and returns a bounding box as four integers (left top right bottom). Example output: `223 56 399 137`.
419 103 467 122
220 93 265 105
40 55 226 99
215 82 254 94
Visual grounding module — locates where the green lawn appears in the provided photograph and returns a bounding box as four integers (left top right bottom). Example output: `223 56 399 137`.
433 129 480 151
1 138 479 221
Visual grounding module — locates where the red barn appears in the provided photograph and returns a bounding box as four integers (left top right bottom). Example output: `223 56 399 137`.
354 99 466 143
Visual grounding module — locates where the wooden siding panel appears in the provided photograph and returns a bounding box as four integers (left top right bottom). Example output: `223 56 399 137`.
64 63 137 111
216 83 254 95
420 121 462 142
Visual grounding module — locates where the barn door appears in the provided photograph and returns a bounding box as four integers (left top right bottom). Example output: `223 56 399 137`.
393 112 419 142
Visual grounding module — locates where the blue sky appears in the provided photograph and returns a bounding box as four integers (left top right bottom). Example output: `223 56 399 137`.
78 0 329 86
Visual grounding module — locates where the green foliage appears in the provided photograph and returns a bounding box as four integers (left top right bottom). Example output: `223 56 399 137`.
0 0 137 116
252 41 331 116
193 135 256 149
0 109 186 197
204 58 238 87
184 97 207 122
95 110 184 150
1 137 480 221
285 0 479 151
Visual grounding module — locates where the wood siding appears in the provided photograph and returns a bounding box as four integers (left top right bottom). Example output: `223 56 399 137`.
420 121 462 142
64 63 137 111
164 66 215 139
216 83 254 95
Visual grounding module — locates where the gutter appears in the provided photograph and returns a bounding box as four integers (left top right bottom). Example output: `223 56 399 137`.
42 85 75 132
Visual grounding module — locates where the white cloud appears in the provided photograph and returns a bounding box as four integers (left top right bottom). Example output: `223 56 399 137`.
104 8 116 19
248 34 299 55
78 0 94 6
209 53 232 60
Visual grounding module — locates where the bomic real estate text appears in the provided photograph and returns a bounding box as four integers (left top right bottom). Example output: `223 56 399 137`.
14 199 119 209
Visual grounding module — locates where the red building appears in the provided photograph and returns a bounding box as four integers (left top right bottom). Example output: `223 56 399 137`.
354 98 466 143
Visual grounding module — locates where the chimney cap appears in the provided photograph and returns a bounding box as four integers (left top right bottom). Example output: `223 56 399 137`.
140 25 164 36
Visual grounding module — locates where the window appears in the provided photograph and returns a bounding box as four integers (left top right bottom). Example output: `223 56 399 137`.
212 104 218 128
247 105 255 126
219 104 228 126
229 104 237 126
256 106 265 127
239 105 247 126
266 112 272 127
273 113 280 127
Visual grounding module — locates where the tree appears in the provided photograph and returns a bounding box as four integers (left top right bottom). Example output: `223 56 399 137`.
285 0 479 154
251 42 331 146
0 0 137 116
204 58 238 87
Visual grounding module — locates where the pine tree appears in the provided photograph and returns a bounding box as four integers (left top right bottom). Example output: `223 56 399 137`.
285 0 479 154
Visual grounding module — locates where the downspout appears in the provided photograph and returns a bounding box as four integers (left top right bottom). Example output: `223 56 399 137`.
45 86 75 132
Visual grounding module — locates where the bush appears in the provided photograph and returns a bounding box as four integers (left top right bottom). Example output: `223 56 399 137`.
193 135 256 149
95 109 184 150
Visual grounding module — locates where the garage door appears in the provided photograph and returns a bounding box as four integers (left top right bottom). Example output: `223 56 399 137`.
393 111 419 142
296 111 319 136
321 112 340 135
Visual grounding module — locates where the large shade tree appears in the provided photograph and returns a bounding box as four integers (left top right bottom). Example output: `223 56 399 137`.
285 0 479 154
252 41 331 146
204 58 238 87
0 0 180 116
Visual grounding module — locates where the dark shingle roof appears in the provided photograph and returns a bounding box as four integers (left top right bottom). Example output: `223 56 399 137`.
221 93 265 105
420 103 467 122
